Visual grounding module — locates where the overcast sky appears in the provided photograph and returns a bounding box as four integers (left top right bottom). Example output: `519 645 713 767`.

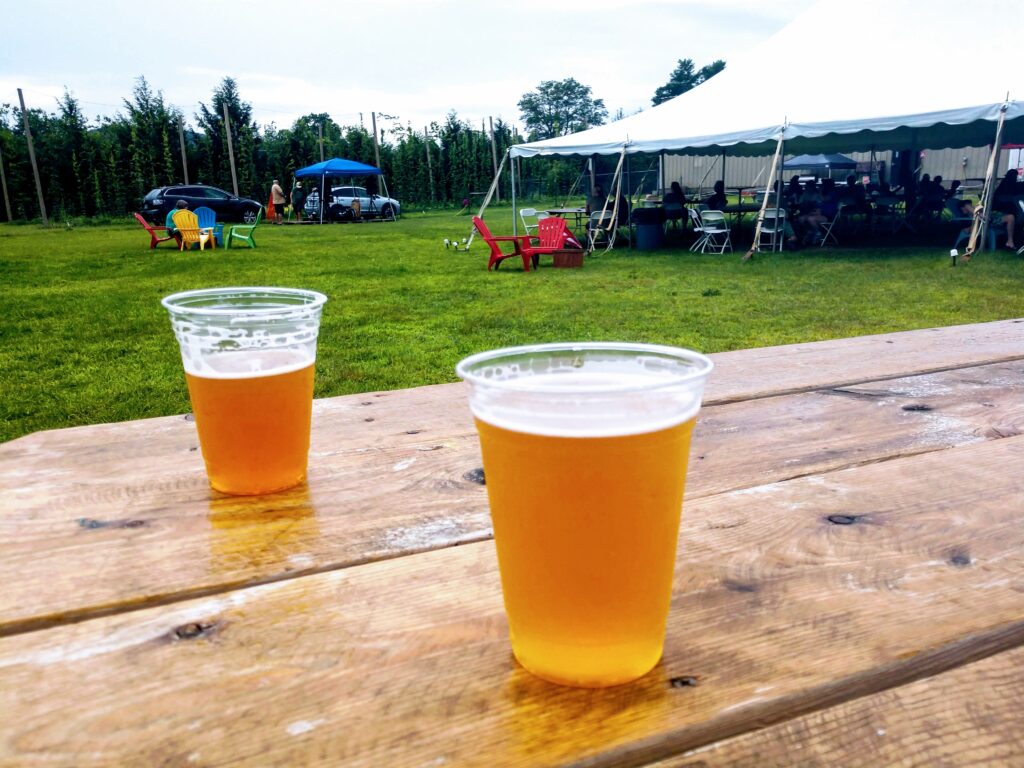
2 0 816 136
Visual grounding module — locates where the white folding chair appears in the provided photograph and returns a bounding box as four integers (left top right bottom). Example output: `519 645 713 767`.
694 210 732 253
519 208 549 235
688 208 708 252
758 208 788 252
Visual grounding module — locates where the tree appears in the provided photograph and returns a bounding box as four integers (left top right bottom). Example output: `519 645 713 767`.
652 59 726 106
518 79 607 141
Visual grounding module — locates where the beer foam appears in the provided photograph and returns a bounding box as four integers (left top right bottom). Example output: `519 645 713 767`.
183 348 313 379
468 371 702 438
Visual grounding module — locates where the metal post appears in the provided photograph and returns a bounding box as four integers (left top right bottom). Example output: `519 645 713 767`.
0 142 12 221
371 112 382 170
489 117 500 203
775 132 785 251
222 102 238 196
177 118 189 184
510 155 517 236
968 103 1008 256
17 88 48 225
424 127 435 203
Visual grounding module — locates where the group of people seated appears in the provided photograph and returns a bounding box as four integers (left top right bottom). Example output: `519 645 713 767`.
579 167 1023 251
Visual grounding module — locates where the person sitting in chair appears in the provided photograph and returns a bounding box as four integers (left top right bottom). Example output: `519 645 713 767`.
705 180 727 211
662 181 688 228
165 199 188 244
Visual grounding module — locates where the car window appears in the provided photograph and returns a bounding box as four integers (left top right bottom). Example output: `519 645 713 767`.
166 187 187 196
204 188 231 200
188 188 214 199
354 188 367 197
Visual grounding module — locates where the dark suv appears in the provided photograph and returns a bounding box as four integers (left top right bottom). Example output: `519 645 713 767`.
141 185 263 224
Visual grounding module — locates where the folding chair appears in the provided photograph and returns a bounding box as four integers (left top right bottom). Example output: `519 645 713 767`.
688 208 709 252
586 210 616 251
692 210 732 253
818 203 843 247
519 208 549 236
757 209 789 252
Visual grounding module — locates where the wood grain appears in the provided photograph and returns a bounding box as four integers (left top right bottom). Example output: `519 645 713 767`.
1 359 1022 635
654 646 1024 768
2 435 1023 767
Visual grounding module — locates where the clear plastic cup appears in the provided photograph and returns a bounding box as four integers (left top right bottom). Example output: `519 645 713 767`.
162 287 327 496
457 342 713 687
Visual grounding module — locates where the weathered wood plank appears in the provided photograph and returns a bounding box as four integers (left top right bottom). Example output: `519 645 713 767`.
653 646 1024 768
2 436 1023 767
1 360 1022 635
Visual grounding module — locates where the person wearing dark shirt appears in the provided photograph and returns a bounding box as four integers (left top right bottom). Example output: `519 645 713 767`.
662 181 687 229
705 180 727 211
993 169 1021 249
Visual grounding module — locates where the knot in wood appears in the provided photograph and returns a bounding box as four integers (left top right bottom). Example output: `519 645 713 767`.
901 403 933 412
173 621 217 640
463 467 486 485
948 549 972 567
669 676 698 688
826 514 859 526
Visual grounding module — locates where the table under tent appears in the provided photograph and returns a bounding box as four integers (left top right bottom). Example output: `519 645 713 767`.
474 0 1023 260
293 158 397 223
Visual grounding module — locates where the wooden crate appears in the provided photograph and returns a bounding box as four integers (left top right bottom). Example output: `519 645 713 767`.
552 249 584 268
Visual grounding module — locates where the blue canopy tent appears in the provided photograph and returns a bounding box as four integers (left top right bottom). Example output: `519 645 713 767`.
293 158 389 223
782 153 857 178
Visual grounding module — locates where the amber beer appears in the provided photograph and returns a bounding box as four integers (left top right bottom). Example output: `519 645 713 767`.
185 350 315 495
162 287 327 496
458 344 712 687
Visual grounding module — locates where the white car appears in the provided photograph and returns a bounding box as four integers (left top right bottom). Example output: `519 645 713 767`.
305 185 400 220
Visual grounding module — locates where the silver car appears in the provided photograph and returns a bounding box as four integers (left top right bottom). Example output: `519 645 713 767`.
305 185 400 220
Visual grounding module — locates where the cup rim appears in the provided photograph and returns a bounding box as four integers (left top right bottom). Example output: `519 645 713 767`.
161 286 327 316
456 341 713 393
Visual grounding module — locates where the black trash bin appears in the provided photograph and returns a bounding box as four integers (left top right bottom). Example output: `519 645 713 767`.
631 207 666 250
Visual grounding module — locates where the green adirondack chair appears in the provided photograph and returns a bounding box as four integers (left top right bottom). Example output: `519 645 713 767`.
226 206 263 248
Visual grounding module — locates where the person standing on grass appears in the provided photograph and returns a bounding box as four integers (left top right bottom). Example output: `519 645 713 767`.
291 181 306 222
271 179 286 225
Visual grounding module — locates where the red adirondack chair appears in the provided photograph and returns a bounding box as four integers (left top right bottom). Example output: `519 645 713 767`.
472 216 533 271
134 212 178 249
520 217 585 268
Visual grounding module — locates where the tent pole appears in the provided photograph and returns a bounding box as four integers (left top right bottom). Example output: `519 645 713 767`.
320 174 324 224
965 102 1008 258
511 155 518 236
776 130 785 252
745 130 784 261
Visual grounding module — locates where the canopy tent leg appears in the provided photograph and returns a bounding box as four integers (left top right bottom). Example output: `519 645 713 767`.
319 174 324 224
453 151 509 251
964 101 1009 259
510 154 517 236
588 147 627 255
745 130 785 261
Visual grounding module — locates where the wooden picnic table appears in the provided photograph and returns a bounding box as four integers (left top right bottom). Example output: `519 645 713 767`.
2 319 1024 766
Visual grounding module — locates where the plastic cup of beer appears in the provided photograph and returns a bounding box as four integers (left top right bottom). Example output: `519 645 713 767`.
162 287 327 496
457 342 713 687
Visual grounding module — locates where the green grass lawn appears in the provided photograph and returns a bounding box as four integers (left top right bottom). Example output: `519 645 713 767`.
2 208 1022 442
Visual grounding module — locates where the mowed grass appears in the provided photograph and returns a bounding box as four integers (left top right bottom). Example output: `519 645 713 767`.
2 208 1022 442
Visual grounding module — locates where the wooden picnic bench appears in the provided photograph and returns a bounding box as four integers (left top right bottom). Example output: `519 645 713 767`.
2 319 1023 766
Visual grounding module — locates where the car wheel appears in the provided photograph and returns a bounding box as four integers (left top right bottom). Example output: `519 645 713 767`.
242 207 260 224
380 203 395 219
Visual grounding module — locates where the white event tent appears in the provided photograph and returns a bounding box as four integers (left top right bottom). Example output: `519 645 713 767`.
510 0 1023 159
499 0 1023 252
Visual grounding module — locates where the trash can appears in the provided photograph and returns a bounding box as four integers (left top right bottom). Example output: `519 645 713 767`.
631 207 666 251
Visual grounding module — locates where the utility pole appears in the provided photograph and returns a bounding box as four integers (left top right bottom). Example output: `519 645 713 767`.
371 112 382 170
318 122 325 163
424 127 435 203
177 117 189 184
222 103 239 196
489 116 500 202
17 88 48 225
0 142 12 221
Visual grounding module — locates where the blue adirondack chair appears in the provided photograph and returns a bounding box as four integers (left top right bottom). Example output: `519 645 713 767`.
193 206 224 247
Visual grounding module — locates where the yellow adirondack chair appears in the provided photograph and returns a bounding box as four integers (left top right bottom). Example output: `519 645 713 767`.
171 209 213 251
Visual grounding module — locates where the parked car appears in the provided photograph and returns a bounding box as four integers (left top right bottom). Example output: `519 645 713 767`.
304 185 400 221
140 185 263 224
